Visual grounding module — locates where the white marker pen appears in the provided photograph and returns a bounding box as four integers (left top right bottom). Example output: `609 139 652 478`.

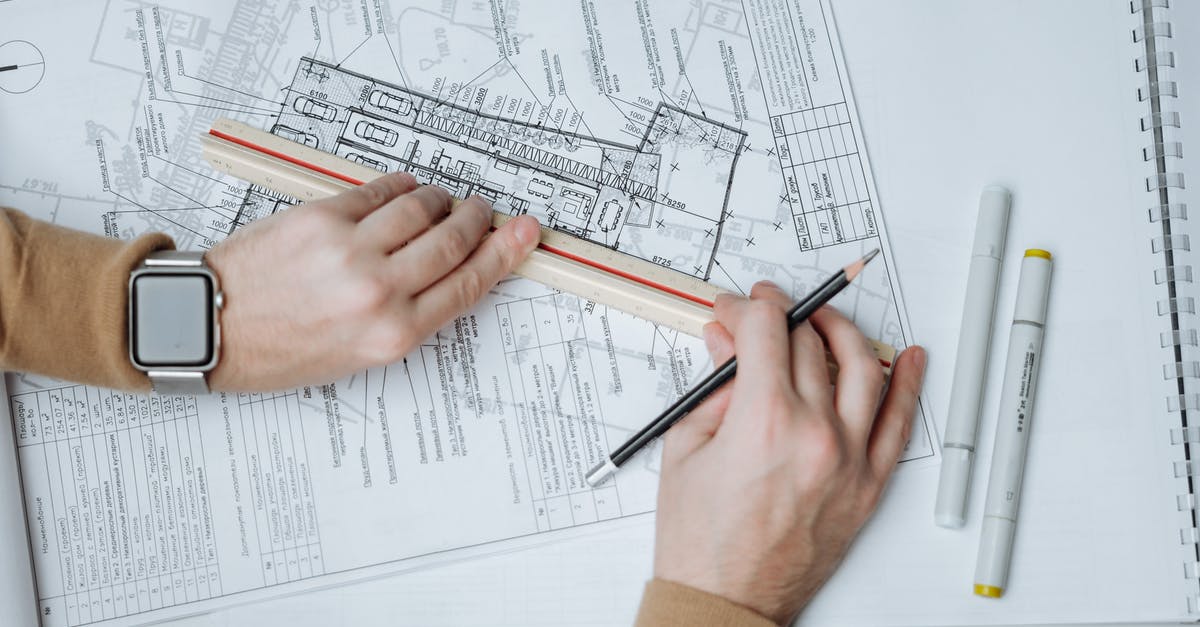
935 186 1011 528
974 249 1053 598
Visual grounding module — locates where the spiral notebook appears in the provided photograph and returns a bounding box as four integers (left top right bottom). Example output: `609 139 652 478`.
677 1 1200 624
1 1 1199 626
1140 0 1200 614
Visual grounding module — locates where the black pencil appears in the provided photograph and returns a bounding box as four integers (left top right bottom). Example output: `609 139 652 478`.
584 248 882 487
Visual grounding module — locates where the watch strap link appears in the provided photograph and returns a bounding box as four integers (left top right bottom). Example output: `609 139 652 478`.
143 250 208 268
148 371 210 396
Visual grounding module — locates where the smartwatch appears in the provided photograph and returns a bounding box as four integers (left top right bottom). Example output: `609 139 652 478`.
128 251 224 395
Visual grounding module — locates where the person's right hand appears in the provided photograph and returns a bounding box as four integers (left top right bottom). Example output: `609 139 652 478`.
652 281 927 624
205 172 541 391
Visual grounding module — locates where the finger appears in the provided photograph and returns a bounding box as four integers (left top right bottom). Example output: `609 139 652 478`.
358 185 454 252
393 196 492 289
867 346 926 478
749 281 831 405
712 287 792 404
703 321 736 366
664 322 736 461
811 306 886 446
321 172 418 221
414 215 540 324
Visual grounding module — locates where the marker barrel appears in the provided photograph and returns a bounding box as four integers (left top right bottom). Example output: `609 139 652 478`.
974 250 1052 598
935 186 1011 528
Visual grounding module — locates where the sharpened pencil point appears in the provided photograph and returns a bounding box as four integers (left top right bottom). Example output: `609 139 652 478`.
844 249 880 282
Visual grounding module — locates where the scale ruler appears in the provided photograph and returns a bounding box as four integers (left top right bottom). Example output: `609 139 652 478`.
200 118 895 372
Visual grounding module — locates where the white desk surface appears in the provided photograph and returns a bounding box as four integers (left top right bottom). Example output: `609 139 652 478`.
163 0 1177 625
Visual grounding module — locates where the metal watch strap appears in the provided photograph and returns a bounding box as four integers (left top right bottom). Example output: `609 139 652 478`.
148 371 211 396
142 251 208 267
140 251 219 396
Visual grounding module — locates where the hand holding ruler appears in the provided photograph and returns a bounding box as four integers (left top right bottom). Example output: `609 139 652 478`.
200 118 895 373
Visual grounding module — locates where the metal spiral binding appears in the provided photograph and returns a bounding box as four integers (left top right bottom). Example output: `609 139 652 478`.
1133 0 1198 609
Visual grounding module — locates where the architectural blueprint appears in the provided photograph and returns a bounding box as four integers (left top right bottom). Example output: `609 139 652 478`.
240 57 745 280
0 1 936 625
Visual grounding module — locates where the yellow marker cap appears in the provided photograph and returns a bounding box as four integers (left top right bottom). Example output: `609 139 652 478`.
974 584 1004 598
1024 248 1051 260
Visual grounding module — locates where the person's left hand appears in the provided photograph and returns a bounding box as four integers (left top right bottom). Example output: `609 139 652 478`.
205 172 540 391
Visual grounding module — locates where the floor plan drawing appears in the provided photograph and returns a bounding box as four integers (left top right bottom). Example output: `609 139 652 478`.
237 57 746 281
1 1 938 625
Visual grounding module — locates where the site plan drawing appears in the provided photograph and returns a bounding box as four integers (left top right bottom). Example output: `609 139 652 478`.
239 57 746 282
0 1 937 625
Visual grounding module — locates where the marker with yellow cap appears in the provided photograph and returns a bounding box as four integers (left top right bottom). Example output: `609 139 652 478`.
974 249 1053 599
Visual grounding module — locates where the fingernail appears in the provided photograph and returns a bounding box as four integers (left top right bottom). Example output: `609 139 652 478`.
702 323 721 354
474 198 492 220
911 346 927 372
513 216 541 248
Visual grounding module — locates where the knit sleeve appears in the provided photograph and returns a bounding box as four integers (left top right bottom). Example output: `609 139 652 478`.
0 207 175 391
634 578 779 627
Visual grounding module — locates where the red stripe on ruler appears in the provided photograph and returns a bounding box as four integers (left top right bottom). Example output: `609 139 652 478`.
208 127 717 308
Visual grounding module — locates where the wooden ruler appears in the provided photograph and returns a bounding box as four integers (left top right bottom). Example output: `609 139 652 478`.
200 118 896 373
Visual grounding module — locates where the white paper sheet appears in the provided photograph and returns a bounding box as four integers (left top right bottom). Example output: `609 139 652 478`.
0 0 933 625
0 375 38 626
149 1 1200 625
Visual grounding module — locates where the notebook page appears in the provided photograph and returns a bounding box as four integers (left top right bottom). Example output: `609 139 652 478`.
1171 2 1200 176
1156 0 1199 196
1 1 1186 626
170 3 1193 624
795 1 1184 622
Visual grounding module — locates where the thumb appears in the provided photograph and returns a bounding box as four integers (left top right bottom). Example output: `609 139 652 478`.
662 322 736 463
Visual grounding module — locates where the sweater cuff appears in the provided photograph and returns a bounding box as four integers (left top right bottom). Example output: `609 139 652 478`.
0 208 175 391
634 578 779 627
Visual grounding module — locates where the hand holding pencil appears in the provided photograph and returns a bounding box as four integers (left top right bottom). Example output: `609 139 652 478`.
645 281 927 625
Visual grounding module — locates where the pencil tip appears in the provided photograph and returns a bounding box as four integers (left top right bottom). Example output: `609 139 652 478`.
844 249 880 282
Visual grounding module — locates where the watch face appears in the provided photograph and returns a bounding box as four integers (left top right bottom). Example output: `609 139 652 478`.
131 274 214 367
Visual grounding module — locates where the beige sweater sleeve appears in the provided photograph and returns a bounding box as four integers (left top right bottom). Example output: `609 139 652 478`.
635 579 779 627
0 207 174 391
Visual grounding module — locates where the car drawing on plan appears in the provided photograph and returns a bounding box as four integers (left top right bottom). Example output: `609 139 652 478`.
270 124 318 148
293 96 337 122
368 90 412 115
346 153 388 173
354 121 399 147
